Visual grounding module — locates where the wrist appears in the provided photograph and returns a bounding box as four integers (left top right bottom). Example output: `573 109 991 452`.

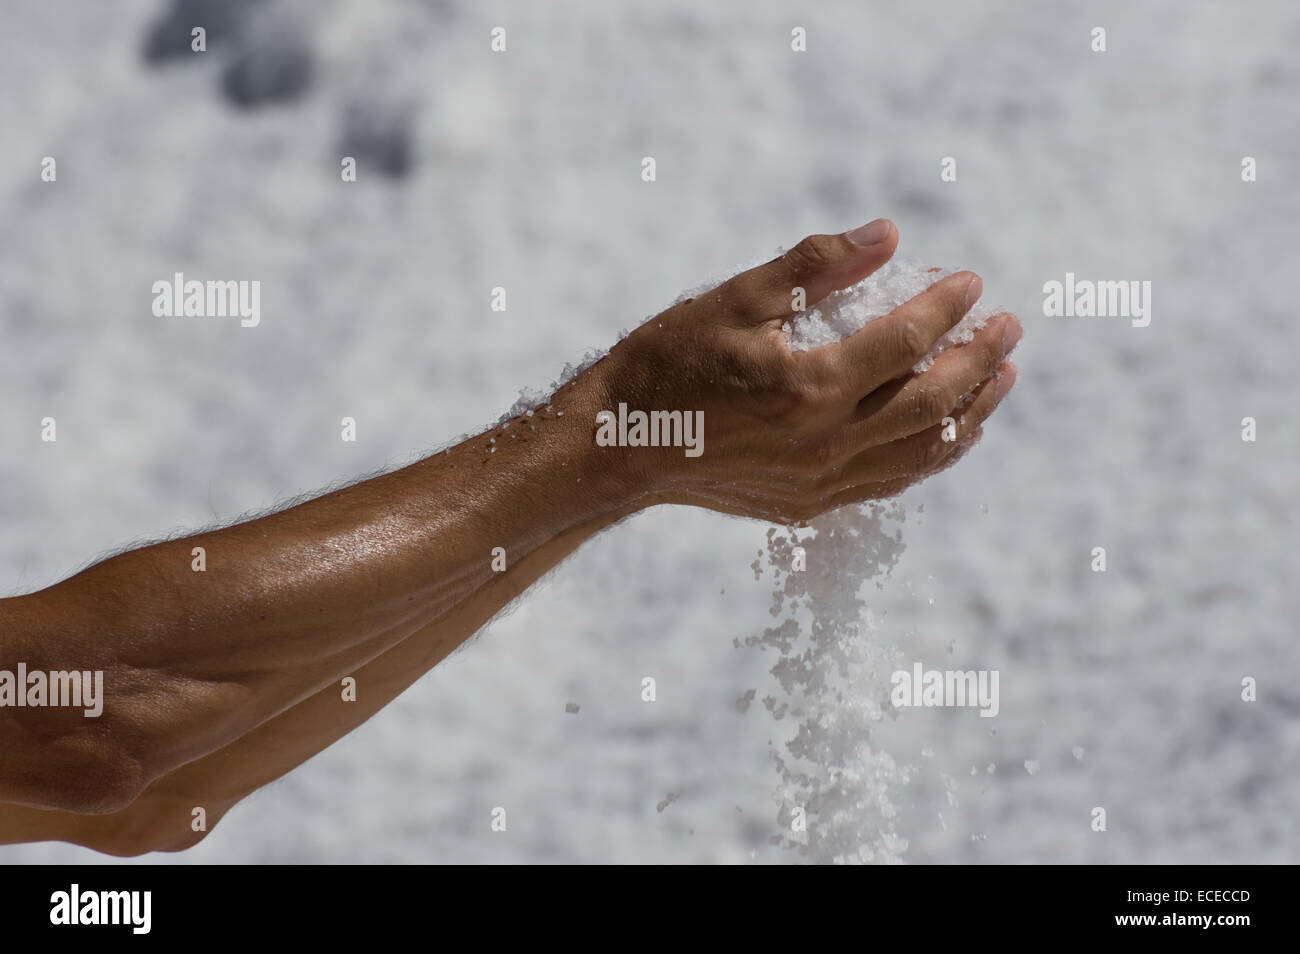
556 351 668 515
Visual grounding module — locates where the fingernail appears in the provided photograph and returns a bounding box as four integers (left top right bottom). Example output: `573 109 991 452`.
963 273 983 310
1001 317 1023 353
844 219 891 247
995 363 1018 399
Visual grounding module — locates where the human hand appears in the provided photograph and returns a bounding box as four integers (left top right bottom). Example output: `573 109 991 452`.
594 219 1021 521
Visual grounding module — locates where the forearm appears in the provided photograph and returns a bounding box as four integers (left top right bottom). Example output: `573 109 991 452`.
0 493 637 854
0 362 641 812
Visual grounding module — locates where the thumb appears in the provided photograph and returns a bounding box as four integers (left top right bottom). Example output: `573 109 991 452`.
716 218 898 326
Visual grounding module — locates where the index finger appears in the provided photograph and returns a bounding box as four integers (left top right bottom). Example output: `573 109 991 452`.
815 270 982 398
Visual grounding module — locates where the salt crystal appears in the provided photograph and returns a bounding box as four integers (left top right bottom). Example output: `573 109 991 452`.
782 257 1001 373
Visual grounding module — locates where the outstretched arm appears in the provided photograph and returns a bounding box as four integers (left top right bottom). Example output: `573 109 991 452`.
0 220 1020 851
0 501 629 854
0 360 633 815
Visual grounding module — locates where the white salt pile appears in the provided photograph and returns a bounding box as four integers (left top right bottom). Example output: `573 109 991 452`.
782 256 1000 372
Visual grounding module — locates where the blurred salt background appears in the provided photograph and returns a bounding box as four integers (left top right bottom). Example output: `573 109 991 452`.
1 0 1297 864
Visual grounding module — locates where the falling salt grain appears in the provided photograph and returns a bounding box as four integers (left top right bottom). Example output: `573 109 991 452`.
1024 760 1041 776
748 501 909 863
